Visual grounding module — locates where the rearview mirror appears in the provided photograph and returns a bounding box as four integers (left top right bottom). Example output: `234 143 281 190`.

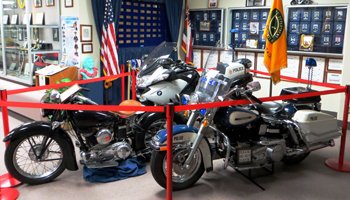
247 81 261 92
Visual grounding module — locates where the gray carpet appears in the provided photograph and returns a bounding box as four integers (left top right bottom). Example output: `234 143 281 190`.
1 112 350 200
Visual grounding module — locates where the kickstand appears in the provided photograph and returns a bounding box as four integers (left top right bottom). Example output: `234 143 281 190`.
234 163 275 191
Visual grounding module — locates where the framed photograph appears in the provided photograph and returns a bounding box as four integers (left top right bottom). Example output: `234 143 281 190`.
246 39 258 48
80 25 93 42
65 0 73 7
10 15 18 25
34 0 42 8
46 0 55 7
199 21 211 31
299 34 314 51
52 28 59 41
246 0 266 7
18 28 24 41
82 43 93 54
208 0 218 8
11 28 17 39
249 22 259 35
34 12 45 25
33 28 40 39
3 15 9 25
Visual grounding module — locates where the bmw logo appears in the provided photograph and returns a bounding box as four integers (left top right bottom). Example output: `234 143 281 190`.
157 91 162 96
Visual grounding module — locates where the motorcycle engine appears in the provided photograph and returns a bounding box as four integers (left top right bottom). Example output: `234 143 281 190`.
96 129 113 145
235 140 286 166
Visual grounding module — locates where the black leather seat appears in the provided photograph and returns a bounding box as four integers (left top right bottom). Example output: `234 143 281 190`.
255 102 283 115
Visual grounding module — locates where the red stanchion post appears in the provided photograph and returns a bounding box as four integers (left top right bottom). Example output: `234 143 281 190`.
0 90 21 188
132 68 136 100
0 188 20 200
121 64 125 101
325 85 350 172
165 104 174 200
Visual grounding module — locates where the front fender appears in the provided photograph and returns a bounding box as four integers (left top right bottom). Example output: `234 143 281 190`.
151 125 213 172
3 121 78 171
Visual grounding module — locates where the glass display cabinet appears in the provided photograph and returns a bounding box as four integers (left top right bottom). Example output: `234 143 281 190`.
0 0 61 85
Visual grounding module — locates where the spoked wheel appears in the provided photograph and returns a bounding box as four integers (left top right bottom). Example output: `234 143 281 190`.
150 147 204 190
5 133 66 185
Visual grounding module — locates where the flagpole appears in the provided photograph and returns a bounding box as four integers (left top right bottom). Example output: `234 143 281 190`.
269 78 273 97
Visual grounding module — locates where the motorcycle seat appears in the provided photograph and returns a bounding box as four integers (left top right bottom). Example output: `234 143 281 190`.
256 102 283 116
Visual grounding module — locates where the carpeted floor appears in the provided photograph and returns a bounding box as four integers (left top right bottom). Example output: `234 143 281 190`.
1 111 350 200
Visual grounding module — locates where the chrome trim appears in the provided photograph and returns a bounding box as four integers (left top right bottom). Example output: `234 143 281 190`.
209 126 231 169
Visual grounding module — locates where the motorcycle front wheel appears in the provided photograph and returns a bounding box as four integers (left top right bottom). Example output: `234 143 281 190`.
5 132 66 185
150 147 204 190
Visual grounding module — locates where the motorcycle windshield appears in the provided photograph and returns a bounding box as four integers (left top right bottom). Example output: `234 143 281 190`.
194 71 228 103
138 42 177 76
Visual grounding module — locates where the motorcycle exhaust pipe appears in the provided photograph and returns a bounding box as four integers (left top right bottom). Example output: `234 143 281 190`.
286 140 335 156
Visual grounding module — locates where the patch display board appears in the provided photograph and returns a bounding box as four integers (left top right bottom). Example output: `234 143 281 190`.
286 5 347 54
230 7 270 49
190 9 224 47
118 0 169 47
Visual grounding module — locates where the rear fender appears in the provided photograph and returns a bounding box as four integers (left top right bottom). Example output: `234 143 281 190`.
3 121 78 171
151 125 213 172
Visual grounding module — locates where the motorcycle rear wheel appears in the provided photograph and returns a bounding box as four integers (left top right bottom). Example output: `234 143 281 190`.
150 148 204 190
5 132 66 185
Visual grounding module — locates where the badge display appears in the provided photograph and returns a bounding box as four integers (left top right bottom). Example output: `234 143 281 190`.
251 11 259 21
334 22 344 34
240 32 247 42
289 22 300 34
249 22 259 35
261 11 268 20
323 9 333 21
333 35 343 47
322 22 332 33
290 10 301 21
233 22 240 30
241 22 249 31
301 10 311 21
300 23 310 34
321 35 332 46
312 9 323 21
311 22 321 34
334 9 346 21
288 34 299 46
211 12 217 20
242 11 250 20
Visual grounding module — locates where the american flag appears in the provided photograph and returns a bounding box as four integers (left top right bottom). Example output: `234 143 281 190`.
101 0 120 76
181 0 193 64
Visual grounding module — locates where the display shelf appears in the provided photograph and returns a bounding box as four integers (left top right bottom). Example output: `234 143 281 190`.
0 0 62 86
30 25 60 29
190 8 225 47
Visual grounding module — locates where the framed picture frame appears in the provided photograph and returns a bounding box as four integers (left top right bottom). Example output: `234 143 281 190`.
18 28 24 41
82 43 93 54
52 28 59 41
3 15 9 25
80 25 93 42
64 0 73 7
199 21 211 32
299 34 314 51
34 0 42 8
246 0 266 7
45 0 55 7
10 15 18 25
208 0 218 8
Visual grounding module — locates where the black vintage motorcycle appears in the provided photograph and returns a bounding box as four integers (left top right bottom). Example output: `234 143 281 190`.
3 85 149 185
149 68 341 190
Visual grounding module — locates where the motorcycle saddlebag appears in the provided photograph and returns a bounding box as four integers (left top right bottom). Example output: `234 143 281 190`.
292 110 341 145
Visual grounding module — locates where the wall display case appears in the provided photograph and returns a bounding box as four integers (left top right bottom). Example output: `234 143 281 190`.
189 8 225 47
286 5 347 54
0 0 61 85
229 7 270 49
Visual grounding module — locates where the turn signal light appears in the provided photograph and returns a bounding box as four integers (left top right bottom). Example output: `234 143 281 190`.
202 119 209 127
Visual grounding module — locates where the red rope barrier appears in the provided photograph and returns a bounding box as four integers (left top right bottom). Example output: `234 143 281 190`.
7 72 131 96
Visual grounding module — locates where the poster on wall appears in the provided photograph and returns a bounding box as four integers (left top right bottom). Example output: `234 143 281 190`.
193 50 201 69
203 50 219 69
61 16 80 67
281 55 300 78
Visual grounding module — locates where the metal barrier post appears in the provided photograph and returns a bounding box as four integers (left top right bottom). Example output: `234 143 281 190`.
166 104 174 200
325 85 350 172
132 68 136 100
121 64 125 101
0 90 21 188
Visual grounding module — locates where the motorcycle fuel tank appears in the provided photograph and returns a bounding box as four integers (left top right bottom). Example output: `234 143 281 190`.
71 110 116 130
214 106 258 130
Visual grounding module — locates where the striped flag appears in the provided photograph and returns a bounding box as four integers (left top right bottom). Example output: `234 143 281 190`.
181 0 193 64
101 0 120 76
